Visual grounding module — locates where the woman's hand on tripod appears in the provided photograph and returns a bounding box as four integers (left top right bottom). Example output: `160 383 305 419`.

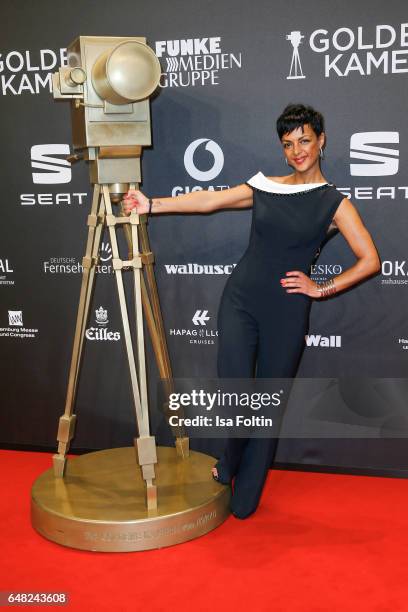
123 189 150 215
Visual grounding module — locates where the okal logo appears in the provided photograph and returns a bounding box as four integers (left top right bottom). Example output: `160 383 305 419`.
155 37 242 88
350 132 399 176
8 310 23 326
381 260 408 286
285 23 408 78
0 258 14 286
85 306 120 342
31 144 72 184
184 139 224 182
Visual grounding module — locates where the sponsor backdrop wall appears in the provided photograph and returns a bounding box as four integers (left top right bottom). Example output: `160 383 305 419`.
1 0 407 474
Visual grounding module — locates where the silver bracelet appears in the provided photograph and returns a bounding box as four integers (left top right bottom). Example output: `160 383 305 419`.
316 277 337 298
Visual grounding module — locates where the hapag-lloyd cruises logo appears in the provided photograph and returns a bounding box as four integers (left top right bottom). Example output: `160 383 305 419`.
155 37 242 87
286 23 408 78
169 310 218 346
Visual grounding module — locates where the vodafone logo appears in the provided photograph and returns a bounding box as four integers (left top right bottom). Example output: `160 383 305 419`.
184 139 224 182
31 144 71 184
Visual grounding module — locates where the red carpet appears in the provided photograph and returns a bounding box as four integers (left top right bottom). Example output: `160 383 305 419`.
1 449 408 612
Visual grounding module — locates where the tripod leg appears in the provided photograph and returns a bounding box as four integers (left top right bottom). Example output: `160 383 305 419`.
53 185 104 477
103 186 158 510
138 216 189 458
119 199 188 457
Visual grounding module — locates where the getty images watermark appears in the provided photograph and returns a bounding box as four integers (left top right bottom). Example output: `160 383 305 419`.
167 387 284 430
158 378 408 439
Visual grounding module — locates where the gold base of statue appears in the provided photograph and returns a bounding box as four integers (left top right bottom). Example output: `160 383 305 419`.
31 446 231 552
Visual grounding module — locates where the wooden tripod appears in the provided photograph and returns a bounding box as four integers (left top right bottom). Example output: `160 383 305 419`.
52 183 189 511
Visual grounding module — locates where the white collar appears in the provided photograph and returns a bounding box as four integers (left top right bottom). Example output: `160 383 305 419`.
247 171 329 194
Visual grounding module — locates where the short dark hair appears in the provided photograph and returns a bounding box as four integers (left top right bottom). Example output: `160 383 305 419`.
276 104 325 139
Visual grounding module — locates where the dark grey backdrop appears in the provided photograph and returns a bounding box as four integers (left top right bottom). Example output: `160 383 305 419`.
1 0 407 475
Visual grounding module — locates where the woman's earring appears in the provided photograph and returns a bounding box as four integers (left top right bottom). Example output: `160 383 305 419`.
285 158 289 165
319 147 324 159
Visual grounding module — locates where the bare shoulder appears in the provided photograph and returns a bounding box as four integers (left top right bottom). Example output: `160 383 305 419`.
333 196 366 228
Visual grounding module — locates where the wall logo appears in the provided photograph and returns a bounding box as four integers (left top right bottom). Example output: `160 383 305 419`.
173 139 228 196
0 47 67 96
169 310 218 345
21 144 87 206
31 144 72 184
0 311 39 340
8 310 23 326
285 23 408 78
85 306 120 341
305 334 342 348
350 132 399 176
155 37 242 88
0 258 14 286
381 260 408 286
164 263 236 275
184 139 224 182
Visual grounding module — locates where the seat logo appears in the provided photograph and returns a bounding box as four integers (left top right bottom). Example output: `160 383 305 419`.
31 144 71 184
350 132 399 176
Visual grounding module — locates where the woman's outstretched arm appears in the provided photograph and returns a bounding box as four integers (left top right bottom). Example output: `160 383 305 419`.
123 183 253 215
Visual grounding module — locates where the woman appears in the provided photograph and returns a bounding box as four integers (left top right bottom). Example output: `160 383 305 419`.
123 104 381 519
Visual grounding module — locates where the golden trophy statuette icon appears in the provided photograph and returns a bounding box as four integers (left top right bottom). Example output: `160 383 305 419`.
30 36 230 552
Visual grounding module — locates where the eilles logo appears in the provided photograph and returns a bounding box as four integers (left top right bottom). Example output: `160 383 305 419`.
85 306 120 342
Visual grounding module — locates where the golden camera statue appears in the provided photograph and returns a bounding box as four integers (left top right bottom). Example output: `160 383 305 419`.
52 36 161 190
30 36 230 553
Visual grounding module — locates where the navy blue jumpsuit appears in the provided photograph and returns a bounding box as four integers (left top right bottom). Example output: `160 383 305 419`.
216 173 344 518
